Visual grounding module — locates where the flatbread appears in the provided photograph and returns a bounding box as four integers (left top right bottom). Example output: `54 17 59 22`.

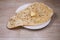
7 2 53 28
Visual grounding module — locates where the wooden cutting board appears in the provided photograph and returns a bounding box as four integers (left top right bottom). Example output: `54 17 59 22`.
0 0 60 40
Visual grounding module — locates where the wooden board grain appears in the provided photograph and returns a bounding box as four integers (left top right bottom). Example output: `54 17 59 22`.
0 0 60 40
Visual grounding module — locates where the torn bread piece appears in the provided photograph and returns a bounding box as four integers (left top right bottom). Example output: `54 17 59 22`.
7 2 53 28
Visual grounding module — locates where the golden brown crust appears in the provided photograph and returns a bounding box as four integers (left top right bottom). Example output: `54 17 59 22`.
7 2 53 28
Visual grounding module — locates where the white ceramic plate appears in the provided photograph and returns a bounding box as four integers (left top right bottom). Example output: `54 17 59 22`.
16 3 51 29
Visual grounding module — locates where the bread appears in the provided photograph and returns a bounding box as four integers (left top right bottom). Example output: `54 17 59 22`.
7 2 53 28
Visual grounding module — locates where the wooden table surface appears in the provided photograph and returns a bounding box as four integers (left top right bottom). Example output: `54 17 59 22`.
0 0 60 40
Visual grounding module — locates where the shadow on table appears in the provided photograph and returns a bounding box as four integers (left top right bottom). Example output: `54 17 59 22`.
7 26 24 30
